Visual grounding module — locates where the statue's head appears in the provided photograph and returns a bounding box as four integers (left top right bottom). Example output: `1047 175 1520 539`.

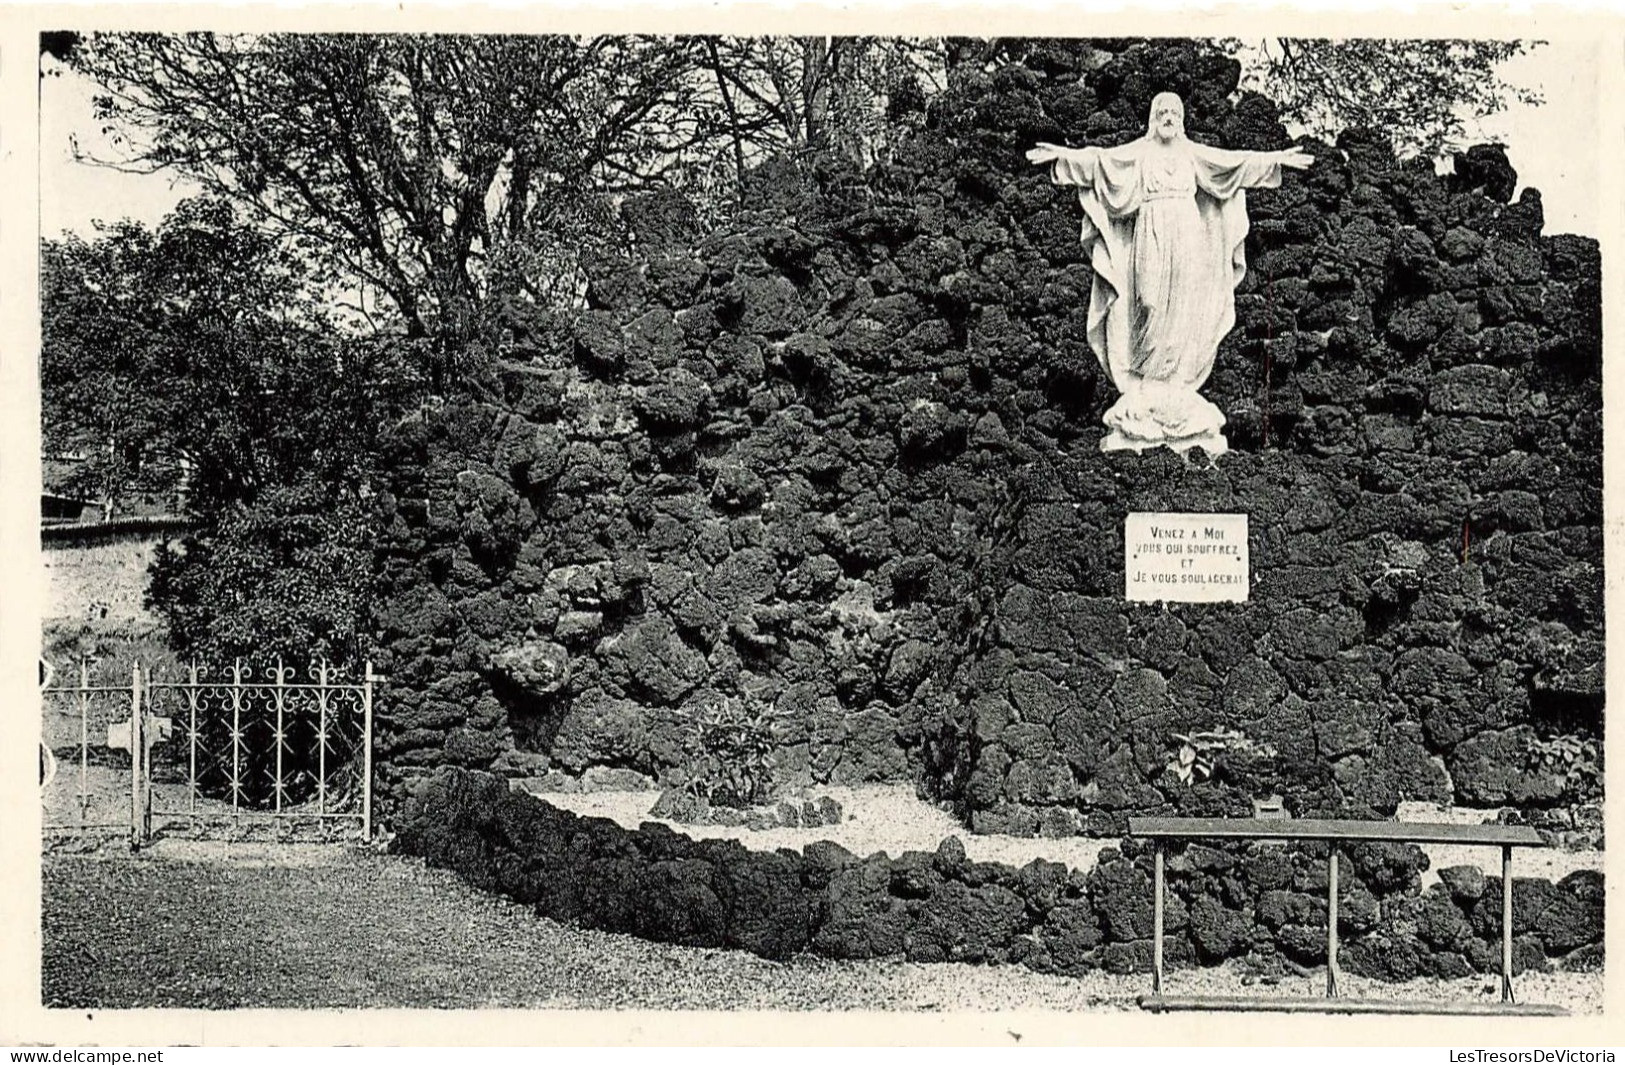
1147 92 1185 143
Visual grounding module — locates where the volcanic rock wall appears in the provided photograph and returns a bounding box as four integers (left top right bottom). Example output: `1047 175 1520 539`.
371 39 1602 830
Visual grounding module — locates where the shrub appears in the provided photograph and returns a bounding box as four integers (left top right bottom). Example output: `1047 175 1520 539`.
682 696 780 808
1165 728 1278 788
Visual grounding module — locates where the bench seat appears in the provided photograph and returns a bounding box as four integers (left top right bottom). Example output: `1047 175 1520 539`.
1125 815 1563 1016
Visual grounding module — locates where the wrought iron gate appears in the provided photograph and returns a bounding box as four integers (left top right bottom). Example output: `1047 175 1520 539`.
41 659 376 848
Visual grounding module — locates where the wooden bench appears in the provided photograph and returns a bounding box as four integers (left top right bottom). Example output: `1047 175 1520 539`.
1127 817 1565 1016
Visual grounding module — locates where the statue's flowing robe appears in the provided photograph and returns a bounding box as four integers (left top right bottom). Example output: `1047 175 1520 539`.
1048 138 1281 435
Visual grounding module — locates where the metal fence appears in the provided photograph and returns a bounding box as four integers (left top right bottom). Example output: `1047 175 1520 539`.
40 662 137 835
41 659 376 847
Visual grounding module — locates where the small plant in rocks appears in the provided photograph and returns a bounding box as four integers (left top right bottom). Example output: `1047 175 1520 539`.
682 695 781 808
1165 728 1278 788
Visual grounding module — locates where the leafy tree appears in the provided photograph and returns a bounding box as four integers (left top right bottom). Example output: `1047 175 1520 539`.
696 37 941 176
41 197 318 515
1235 38 1542 158
147 485 378 668
68 34 955 361
143 313 416 669
42 197 420 666
70 33 716 366
39 30 82 64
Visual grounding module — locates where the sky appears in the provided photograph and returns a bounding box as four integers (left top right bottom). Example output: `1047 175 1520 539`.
38 38 1604 241
1472 41 1603 237
39 55 204 240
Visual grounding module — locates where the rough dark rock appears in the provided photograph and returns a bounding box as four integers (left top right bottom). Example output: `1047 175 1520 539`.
400 767 1605 983
490 640 571 696
1438 865 1487 903
373 38 1600 841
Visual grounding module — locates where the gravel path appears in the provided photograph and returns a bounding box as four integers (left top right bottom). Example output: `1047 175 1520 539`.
42 843 1602 1013
528 786 1604 885
1392 802 1603 887
532 784 1115 870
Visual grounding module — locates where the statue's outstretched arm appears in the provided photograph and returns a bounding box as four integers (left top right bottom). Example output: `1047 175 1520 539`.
1027 142 1099 185
1274 147 1314 170
1192 142 1314 196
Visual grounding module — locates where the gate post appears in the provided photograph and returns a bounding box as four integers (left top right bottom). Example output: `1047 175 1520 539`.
362 661 375 841
78 659 90 827
1326 848 1341 998
129 664 144 851
1502 844 1516 1003
273 659 287 813
229 660 245 812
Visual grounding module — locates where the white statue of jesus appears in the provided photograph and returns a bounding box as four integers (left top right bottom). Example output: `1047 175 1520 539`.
1029 92 1313 455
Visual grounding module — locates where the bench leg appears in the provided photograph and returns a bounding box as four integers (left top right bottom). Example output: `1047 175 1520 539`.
1326 848 1340 998
1152 839 1165 995
1502 844 1516 1004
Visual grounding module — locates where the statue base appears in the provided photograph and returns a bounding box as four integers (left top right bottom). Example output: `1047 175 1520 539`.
1101 427 1228 456
1100 386 1228 457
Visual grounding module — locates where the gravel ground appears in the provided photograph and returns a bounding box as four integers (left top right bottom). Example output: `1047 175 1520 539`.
1392 802 1603 887
531 783 1115 870
41 845 1602 1013
528 786 1604 885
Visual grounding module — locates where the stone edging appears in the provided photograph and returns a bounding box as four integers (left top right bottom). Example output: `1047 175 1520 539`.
396 767 1603 979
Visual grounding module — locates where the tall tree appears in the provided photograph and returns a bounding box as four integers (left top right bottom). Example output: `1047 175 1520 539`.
42 197 418 664
1237 38 1542 158
42 197 319 515
695 37 942 174
72 34 714 364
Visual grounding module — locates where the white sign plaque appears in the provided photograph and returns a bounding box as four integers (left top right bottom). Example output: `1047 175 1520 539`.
1125 512 1249 602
